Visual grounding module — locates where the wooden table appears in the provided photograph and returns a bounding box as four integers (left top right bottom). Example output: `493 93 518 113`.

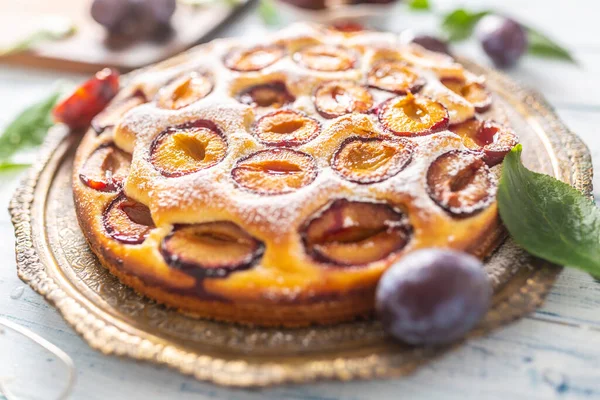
1 1 599 398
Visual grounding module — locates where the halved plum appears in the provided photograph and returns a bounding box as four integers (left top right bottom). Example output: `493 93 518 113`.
79 144 132 192
426 150 496 216
161 222 265 279
441 78 492 112
332 137 413 184
328 21 365 34
232 148 317 195
450 119 518 166
103 194 155 244
53 68 120 130
367 60 425 94
254 109 320 146
293 44 356 72
224 45 285 72
313 80 373 119
378 93 449 136
91 89 147 134
156 71 213 110
302 199 412 266
150 120 227 177
237 81 295 108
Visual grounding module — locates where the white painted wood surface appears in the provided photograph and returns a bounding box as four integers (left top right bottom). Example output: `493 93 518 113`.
1 1 600 398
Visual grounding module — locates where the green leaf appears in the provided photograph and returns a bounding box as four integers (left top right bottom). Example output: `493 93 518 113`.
441 8 490 42
258 0 279 26
409 0 430 11
0 90 61 163
526 27 576 63
0 162 30 172
0 18 76 56
498 144 600 276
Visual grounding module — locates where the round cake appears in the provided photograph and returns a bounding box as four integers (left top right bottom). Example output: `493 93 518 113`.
72 23 518 326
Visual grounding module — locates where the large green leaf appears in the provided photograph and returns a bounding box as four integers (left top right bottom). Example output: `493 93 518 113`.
498 145 600 276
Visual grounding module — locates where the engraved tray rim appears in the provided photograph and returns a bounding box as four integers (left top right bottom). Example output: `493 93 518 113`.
9 60 593 387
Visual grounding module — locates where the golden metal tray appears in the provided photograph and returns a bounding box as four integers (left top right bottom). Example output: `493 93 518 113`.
9 61 592 387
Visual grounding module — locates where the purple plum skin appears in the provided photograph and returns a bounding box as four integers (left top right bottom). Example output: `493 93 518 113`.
376 249 492 345
411 35 451 55
91 0 129 30
146 0 177 24
476 15 528 68
91 0 176 37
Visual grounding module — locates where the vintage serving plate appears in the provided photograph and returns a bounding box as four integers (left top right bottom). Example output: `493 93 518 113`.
10 59 591 387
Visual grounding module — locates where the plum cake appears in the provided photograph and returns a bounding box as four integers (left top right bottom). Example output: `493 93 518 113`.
72 23 518 326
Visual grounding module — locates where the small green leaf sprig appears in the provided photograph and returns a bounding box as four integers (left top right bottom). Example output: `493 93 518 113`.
259 0 280 26
0 18 76 57
441 8 575 63
0 91 62 171
408 0 430 11
251 0 574 64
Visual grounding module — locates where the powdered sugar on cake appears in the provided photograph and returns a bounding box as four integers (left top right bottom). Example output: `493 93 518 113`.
80 22 515 280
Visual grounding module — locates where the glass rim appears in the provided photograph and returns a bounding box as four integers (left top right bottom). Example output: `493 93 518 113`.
0 317 75 400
